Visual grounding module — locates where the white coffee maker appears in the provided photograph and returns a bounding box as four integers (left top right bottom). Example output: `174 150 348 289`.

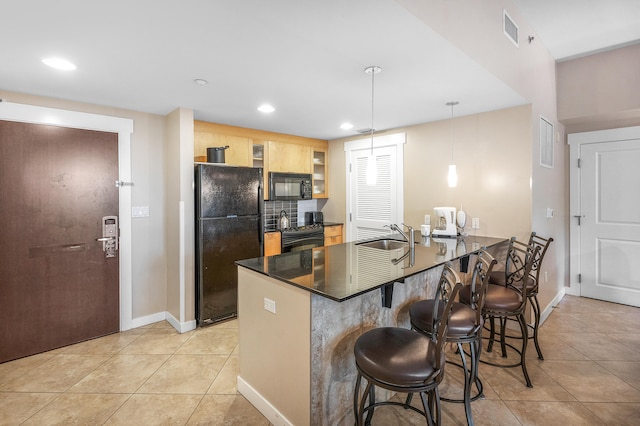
431 207 457 238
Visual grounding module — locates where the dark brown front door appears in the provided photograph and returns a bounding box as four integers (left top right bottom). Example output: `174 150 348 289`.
0 120 119 363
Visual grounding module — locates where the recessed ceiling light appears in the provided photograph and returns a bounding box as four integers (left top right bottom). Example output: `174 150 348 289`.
194 78 208 86
42 57 77 71
340 122 354 130
258 104 275 113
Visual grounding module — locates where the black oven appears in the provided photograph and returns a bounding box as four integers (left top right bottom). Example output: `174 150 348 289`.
281 225 324 253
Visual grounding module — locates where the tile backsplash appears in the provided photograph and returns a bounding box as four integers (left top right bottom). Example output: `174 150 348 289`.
264 199 318 230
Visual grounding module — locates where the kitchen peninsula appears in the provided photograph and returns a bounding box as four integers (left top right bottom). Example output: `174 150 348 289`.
236 235 507 426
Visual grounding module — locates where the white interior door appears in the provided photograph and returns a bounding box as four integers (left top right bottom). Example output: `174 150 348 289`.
579 139 640 306
345 133 405 242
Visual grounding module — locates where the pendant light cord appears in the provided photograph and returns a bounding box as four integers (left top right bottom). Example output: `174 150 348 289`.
446 101 458 163
365 66 381 156
370 69 375 155
450 102 454 162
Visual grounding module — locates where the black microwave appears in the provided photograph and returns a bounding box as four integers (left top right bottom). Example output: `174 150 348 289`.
269 172 312 201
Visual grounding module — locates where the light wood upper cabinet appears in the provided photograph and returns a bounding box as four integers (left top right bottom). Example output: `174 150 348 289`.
312 148 328 198
194 121 329 198
268 141 311 174
252 141 269 199
194 121 252 166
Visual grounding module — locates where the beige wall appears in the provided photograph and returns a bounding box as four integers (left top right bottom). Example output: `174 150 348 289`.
376 0 565 312
557 43 640 134
0 89 170 322
325 103 565 319
164 108 195 323
324 105 533 239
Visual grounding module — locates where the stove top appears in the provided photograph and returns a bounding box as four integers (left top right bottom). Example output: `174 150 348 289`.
280 224 324 233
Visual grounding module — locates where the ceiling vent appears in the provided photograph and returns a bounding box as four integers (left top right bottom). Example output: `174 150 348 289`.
503 9 519 47
357 128 374 134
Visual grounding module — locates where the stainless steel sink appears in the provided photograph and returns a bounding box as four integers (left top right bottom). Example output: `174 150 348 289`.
357 239 409 251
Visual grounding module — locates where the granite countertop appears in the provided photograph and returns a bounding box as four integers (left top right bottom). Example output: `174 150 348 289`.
236 234 507 302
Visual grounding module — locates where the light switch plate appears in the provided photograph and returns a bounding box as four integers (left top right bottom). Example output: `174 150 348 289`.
132 206 150 218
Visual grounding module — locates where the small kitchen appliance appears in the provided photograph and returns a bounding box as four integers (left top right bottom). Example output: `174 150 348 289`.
279 210 290 229
431 207 457 238
304 211 323 225
269 172 312 201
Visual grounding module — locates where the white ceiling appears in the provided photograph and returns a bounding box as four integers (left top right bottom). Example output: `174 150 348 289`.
512 0 640 61
1 1 638 140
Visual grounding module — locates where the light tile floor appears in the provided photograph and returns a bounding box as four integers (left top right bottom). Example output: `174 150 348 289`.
1 295 639 425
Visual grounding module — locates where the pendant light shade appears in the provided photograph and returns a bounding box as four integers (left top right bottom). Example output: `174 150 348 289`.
365 66 381 186
447 164 458 187
446 101 459 188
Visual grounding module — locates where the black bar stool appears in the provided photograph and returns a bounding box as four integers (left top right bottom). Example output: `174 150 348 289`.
488 232 553 359
409 250 497 426
461 237 540 388
353 264 463 426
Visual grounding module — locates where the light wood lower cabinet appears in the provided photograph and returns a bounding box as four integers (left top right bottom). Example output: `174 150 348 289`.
324 224 343 246
264 232 281 256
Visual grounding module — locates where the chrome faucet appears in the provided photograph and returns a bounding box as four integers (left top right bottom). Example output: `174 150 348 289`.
385 223 415 247
385 223 415 267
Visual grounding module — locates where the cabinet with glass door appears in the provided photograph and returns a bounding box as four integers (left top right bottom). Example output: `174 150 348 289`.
312 149 328 198
252 141 269 200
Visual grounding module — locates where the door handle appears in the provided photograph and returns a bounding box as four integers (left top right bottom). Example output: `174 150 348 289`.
98 216 118 258
573 215 585 225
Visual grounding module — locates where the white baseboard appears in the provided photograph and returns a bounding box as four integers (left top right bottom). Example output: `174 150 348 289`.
565 284 580 296
129 311 166 329
129 311 196 334
540 287 566 325
237 376 294 426
166 311 196 333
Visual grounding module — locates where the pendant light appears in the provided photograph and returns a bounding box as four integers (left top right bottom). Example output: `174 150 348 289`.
364 66 381 186
446 101 459 187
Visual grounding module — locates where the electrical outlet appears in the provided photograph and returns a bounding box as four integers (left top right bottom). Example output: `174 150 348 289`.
264 297 276 314
471 218 480 229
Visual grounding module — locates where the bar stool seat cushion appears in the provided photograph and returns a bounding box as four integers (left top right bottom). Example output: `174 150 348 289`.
354 327 445 387
409 301 479 338
489 271 536 292
460 284 522 312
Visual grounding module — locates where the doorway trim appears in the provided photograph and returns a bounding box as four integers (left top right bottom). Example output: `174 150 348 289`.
344 132 405 242
0 100 134 331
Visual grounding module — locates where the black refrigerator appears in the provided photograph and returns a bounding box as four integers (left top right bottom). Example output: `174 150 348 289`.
195 163 263 325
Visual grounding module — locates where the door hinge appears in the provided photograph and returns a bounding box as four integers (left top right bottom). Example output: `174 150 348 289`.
578 273 582 283
349 163 352 173
349 213 352 222
577 158 581 168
